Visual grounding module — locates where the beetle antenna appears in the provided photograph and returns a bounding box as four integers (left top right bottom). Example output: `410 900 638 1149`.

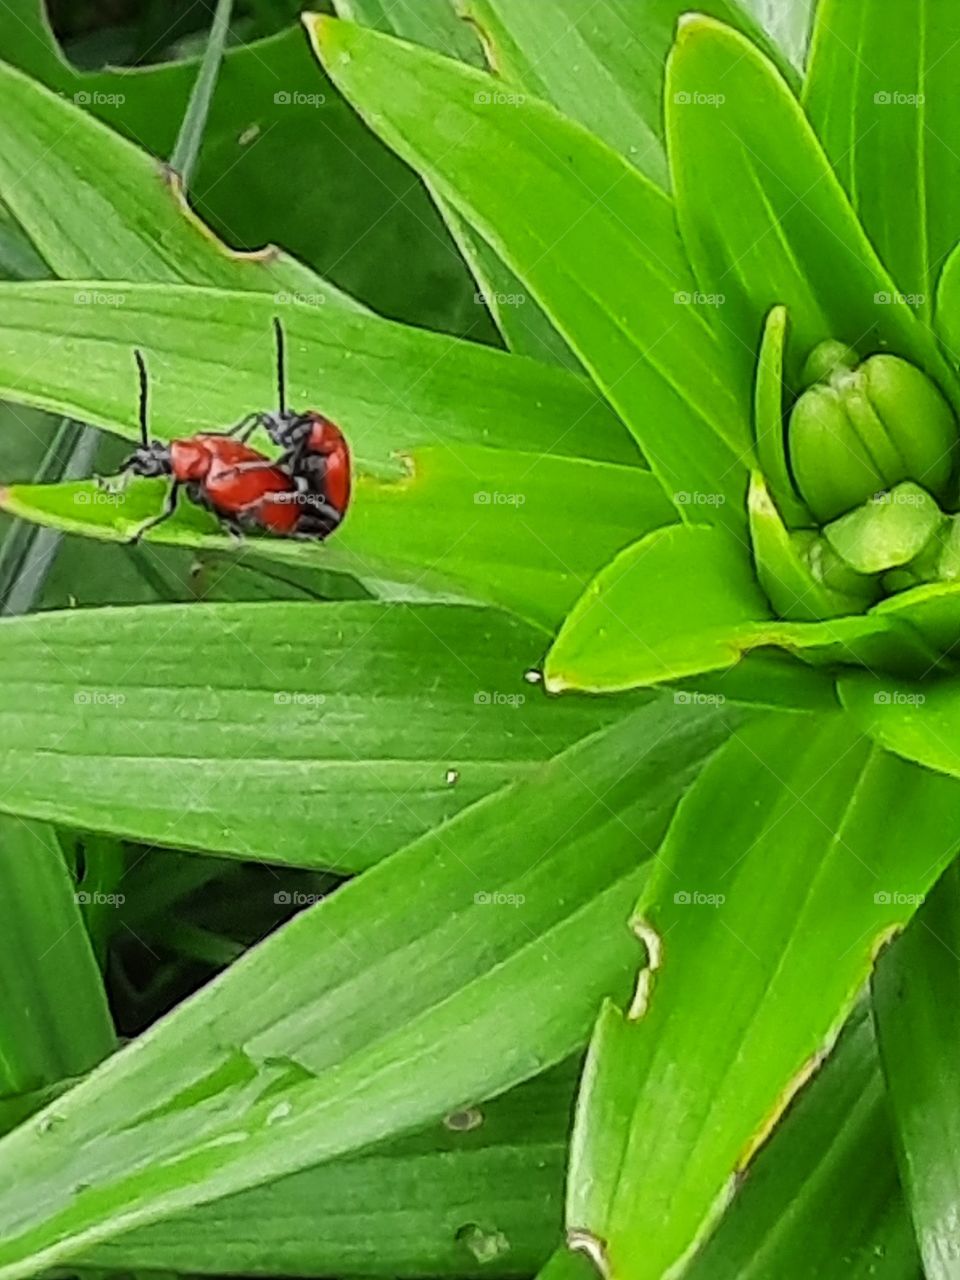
134 350 149 447
273 316 287 416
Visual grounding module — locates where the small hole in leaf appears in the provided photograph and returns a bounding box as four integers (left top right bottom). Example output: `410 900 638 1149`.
455 1223 510 1263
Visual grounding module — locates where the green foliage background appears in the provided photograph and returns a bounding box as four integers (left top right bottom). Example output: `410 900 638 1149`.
0 3 957 1280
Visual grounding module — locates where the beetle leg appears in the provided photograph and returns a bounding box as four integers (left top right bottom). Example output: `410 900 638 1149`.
294 493 342 539
226 412 267 443
127 481 181 543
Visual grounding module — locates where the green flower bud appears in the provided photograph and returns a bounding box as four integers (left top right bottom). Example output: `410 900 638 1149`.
886 514 960 590
788 343 957 522
823 482 945 576
795 529 879 604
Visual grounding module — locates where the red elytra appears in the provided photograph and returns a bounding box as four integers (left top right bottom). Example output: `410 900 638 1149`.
225 318 352 526
167 435 303 536
108 354 339 543
288 413 351 516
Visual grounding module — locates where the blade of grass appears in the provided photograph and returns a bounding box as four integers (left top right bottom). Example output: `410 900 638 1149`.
168 0 234 190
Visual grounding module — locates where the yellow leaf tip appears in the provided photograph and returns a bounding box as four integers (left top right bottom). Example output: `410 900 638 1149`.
303 11 338 47
542 667 569 694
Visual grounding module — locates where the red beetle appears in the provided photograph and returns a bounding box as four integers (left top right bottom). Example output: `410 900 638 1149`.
112 353 341 542
226 318 351 528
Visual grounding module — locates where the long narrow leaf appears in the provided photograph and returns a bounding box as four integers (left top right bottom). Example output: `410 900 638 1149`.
873 864 960 1279
309 16 751 534
0 601 621 869
804 0 960 325
0 698 732 1279
564 715 960 1278
0 282 635 467
83 1062 574 1277
667 16 954 403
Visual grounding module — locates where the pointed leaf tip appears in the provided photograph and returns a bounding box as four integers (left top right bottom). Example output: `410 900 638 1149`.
675 12 735 41
302 11 338 52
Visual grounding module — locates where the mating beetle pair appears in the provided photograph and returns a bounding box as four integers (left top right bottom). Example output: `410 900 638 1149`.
113 319 351 543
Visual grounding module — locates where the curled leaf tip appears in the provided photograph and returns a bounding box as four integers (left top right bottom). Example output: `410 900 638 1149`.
627 917 662 1020
567 1230 610 1278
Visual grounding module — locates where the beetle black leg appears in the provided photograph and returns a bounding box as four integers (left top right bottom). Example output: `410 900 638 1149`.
226 413 266 443
127 481 181 544
294 494 342 539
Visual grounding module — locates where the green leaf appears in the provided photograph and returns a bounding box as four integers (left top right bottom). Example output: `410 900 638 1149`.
873 864 960 1280
564 714 960 1279
0 58 350 299
748 473 871 621
0 601 621 869
547 525 769 692
754 305 810 527
935 244 960 351
461 0 792 184
0 818 113 1095
82 1062 572 1277
545 523 931 693
868 579 960 655
332 0 576 368
0 10 484 336
0 282 635 468
0 1 66 84
667 16 953 403
838 673 960 777
0 698 732 1279
1 446 677 630
459 0 666 187
335 0 484 64
804 0 960 324
309 15 752 535
688 1003 919 1280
